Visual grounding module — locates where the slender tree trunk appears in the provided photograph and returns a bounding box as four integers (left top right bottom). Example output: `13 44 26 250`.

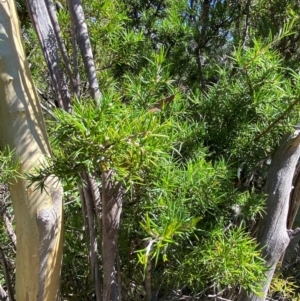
238 129 300 301
67 3 124 300
102 171 123 301
82 173 102 301
25 0 71 111
67 0 101 104
89 175 102 236
0 1 63 300
29 2 103 298
44 0 75 94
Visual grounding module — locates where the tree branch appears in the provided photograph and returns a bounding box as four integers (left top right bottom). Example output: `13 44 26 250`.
254 97 300 142
0 247 15 301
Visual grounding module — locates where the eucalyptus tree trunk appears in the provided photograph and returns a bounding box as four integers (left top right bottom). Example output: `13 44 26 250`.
238 128 300 301
0 1 63 300
25 1 104 299
25 0 71 111
67 0 101 104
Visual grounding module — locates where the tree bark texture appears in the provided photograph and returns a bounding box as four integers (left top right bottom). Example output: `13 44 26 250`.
25 0 71 111
281 164 300 270
238 129 300 301
81 173 102 301
287 163 300 229
67 0 101 104
102 171 123 301
44 0 75 96
0 1 63 300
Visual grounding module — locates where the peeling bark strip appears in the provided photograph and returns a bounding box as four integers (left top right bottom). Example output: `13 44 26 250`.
238 128 300 301
102 171 123 301
0 1 63 300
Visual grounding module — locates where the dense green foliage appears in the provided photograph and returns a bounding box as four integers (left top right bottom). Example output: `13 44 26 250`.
0 148 19 183
2 0 300 300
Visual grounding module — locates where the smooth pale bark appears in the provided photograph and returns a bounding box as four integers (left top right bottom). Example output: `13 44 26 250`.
67 0 101 104
238 129 300 301
25 0 71 111
44 0 75 95
0 1 63 300
29 1 102 298
43 0 75 96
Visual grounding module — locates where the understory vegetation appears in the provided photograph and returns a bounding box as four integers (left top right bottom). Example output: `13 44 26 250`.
2 0 300 300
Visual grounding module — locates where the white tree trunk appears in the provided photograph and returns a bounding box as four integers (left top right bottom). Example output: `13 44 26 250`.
0 1 63 300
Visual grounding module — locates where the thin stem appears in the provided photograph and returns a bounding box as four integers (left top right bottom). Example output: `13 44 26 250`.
0 247 15 301
254 97 300 142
